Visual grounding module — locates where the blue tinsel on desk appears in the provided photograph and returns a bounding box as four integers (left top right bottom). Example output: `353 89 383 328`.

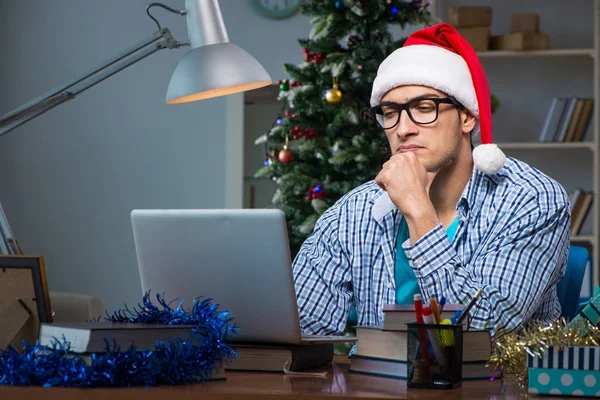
0 292 239 388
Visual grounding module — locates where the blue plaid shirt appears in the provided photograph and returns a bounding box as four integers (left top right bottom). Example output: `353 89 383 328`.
292 157 570 338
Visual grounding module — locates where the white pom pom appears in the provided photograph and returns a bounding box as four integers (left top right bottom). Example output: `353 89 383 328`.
473 144 506 174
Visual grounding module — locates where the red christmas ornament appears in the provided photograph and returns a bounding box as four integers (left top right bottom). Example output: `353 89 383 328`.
278 135 294 164
278 148 294 164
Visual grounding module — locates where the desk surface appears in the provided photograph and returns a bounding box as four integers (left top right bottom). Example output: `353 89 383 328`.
0 362 549 400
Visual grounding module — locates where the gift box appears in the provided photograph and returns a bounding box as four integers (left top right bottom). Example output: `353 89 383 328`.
447 7 492 28
489 32 550 51
511 13 540 33
456 27 490 51
528 346 600 397
569 285 600 335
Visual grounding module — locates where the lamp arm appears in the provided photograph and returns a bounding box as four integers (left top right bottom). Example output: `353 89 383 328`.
0 27 182 138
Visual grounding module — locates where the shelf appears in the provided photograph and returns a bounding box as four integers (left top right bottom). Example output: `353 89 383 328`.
572 235 595 244
477 49 594 58
244 176 274 181
496 142 595 150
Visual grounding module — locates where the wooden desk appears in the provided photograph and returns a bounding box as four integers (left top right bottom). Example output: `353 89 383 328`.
0 363 545 400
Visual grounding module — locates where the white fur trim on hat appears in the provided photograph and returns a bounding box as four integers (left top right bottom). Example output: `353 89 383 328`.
370 45 478 118
473 144 506 174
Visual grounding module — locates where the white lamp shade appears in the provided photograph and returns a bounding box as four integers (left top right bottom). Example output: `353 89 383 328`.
165 42 272 104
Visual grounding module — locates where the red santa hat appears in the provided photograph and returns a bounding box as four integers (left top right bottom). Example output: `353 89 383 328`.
370 23 505 174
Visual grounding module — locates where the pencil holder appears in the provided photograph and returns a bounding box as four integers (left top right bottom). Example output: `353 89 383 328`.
406 323 463 389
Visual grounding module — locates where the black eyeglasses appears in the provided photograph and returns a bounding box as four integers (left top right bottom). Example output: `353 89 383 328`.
370 97 460 130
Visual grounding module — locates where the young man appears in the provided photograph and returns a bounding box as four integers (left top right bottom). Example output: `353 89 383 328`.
292 23 570 339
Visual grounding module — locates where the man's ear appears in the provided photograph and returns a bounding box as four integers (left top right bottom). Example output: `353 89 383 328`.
460 109 477 134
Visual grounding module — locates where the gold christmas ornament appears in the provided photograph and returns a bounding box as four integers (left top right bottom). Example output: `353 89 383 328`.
325 76 343 104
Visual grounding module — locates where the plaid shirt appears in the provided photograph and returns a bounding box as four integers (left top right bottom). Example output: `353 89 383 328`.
292 157 570 338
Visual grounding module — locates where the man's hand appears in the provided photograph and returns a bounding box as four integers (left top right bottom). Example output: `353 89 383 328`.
375 152 450 244
375 152 444 215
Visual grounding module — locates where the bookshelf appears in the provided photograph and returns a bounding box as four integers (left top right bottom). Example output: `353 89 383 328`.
573 235 596 245
430 0 600 287
496 142 595 150
477 48 594 58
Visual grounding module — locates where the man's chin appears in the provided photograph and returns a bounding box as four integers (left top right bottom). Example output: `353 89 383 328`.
426 159 454 173
421 158 444 172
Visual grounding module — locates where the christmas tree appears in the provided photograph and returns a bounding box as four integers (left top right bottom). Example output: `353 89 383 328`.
255 0 434 257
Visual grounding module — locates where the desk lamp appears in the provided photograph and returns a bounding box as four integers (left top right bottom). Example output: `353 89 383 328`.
0 0 272 137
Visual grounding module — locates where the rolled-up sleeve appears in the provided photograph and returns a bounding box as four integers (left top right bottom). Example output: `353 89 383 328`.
292 206 352 335
403 198 570 338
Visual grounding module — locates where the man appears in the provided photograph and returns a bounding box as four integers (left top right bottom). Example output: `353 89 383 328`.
292 23 570 339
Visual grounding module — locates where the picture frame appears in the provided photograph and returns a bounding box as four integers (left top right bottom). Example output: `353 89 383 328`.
0 255 52 350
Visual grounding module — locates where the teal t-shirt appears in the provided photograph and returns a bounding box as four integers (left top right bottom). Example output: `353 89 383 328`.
346 216 459 325
394 216 459 304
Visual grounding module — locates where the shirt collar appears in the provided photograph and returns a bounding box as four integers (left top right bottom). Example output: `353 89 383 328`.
458 164 503 220
371 190 395 222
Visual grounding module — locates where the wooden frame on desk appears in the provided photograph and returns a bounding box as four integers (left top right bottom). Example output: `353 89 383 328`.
0 255 52 350
0 255 52 323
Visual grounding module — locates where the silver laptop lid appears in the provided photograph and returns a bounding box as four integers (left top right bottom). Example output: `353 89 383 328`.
130 209 303 344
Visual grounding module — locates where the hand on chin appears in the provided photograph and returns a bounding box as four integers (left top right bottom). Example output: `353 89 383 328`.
375 152 451 213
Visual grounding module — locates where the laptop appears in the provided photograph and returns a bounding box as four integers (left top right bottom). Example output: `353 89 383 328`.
130 208 354 345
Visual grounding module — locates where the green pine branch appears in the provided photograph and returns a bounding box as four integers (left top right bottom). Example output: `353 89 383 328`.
257 0 434 256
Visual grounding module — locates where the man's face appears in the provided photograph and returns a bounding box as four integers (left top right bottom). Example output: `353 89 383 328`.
378 85 475 172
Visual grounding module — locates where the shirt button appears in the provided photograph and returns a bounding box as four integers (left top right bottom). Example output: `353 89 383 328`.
387 282 393 289
416 257 425 266
408 260 414 267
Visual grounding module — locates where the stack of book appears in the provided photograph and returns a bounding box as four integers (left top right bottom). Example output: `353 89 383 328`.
39 322 342 374
539 97 594 143
348 304 495 380
225 343 335 372
39 321 227 379
39 322 196 353
569 189 594 236
380 303 463 330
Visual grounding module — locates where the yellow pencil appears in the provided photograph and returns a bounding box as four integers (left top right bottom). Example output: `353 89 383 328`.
430 297 442 324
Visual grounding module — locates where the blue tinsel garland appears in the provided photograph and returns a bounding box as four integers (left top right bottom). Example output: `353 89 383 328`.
0 292 239 388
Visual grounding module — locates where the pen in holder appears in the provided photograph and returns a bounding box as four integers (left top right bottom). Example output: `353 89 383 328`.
406 322 463 389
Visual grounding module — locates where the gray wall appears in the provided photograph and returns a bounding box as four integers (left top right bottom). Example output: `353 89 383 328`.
0 0 594 312
0 0 311 312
